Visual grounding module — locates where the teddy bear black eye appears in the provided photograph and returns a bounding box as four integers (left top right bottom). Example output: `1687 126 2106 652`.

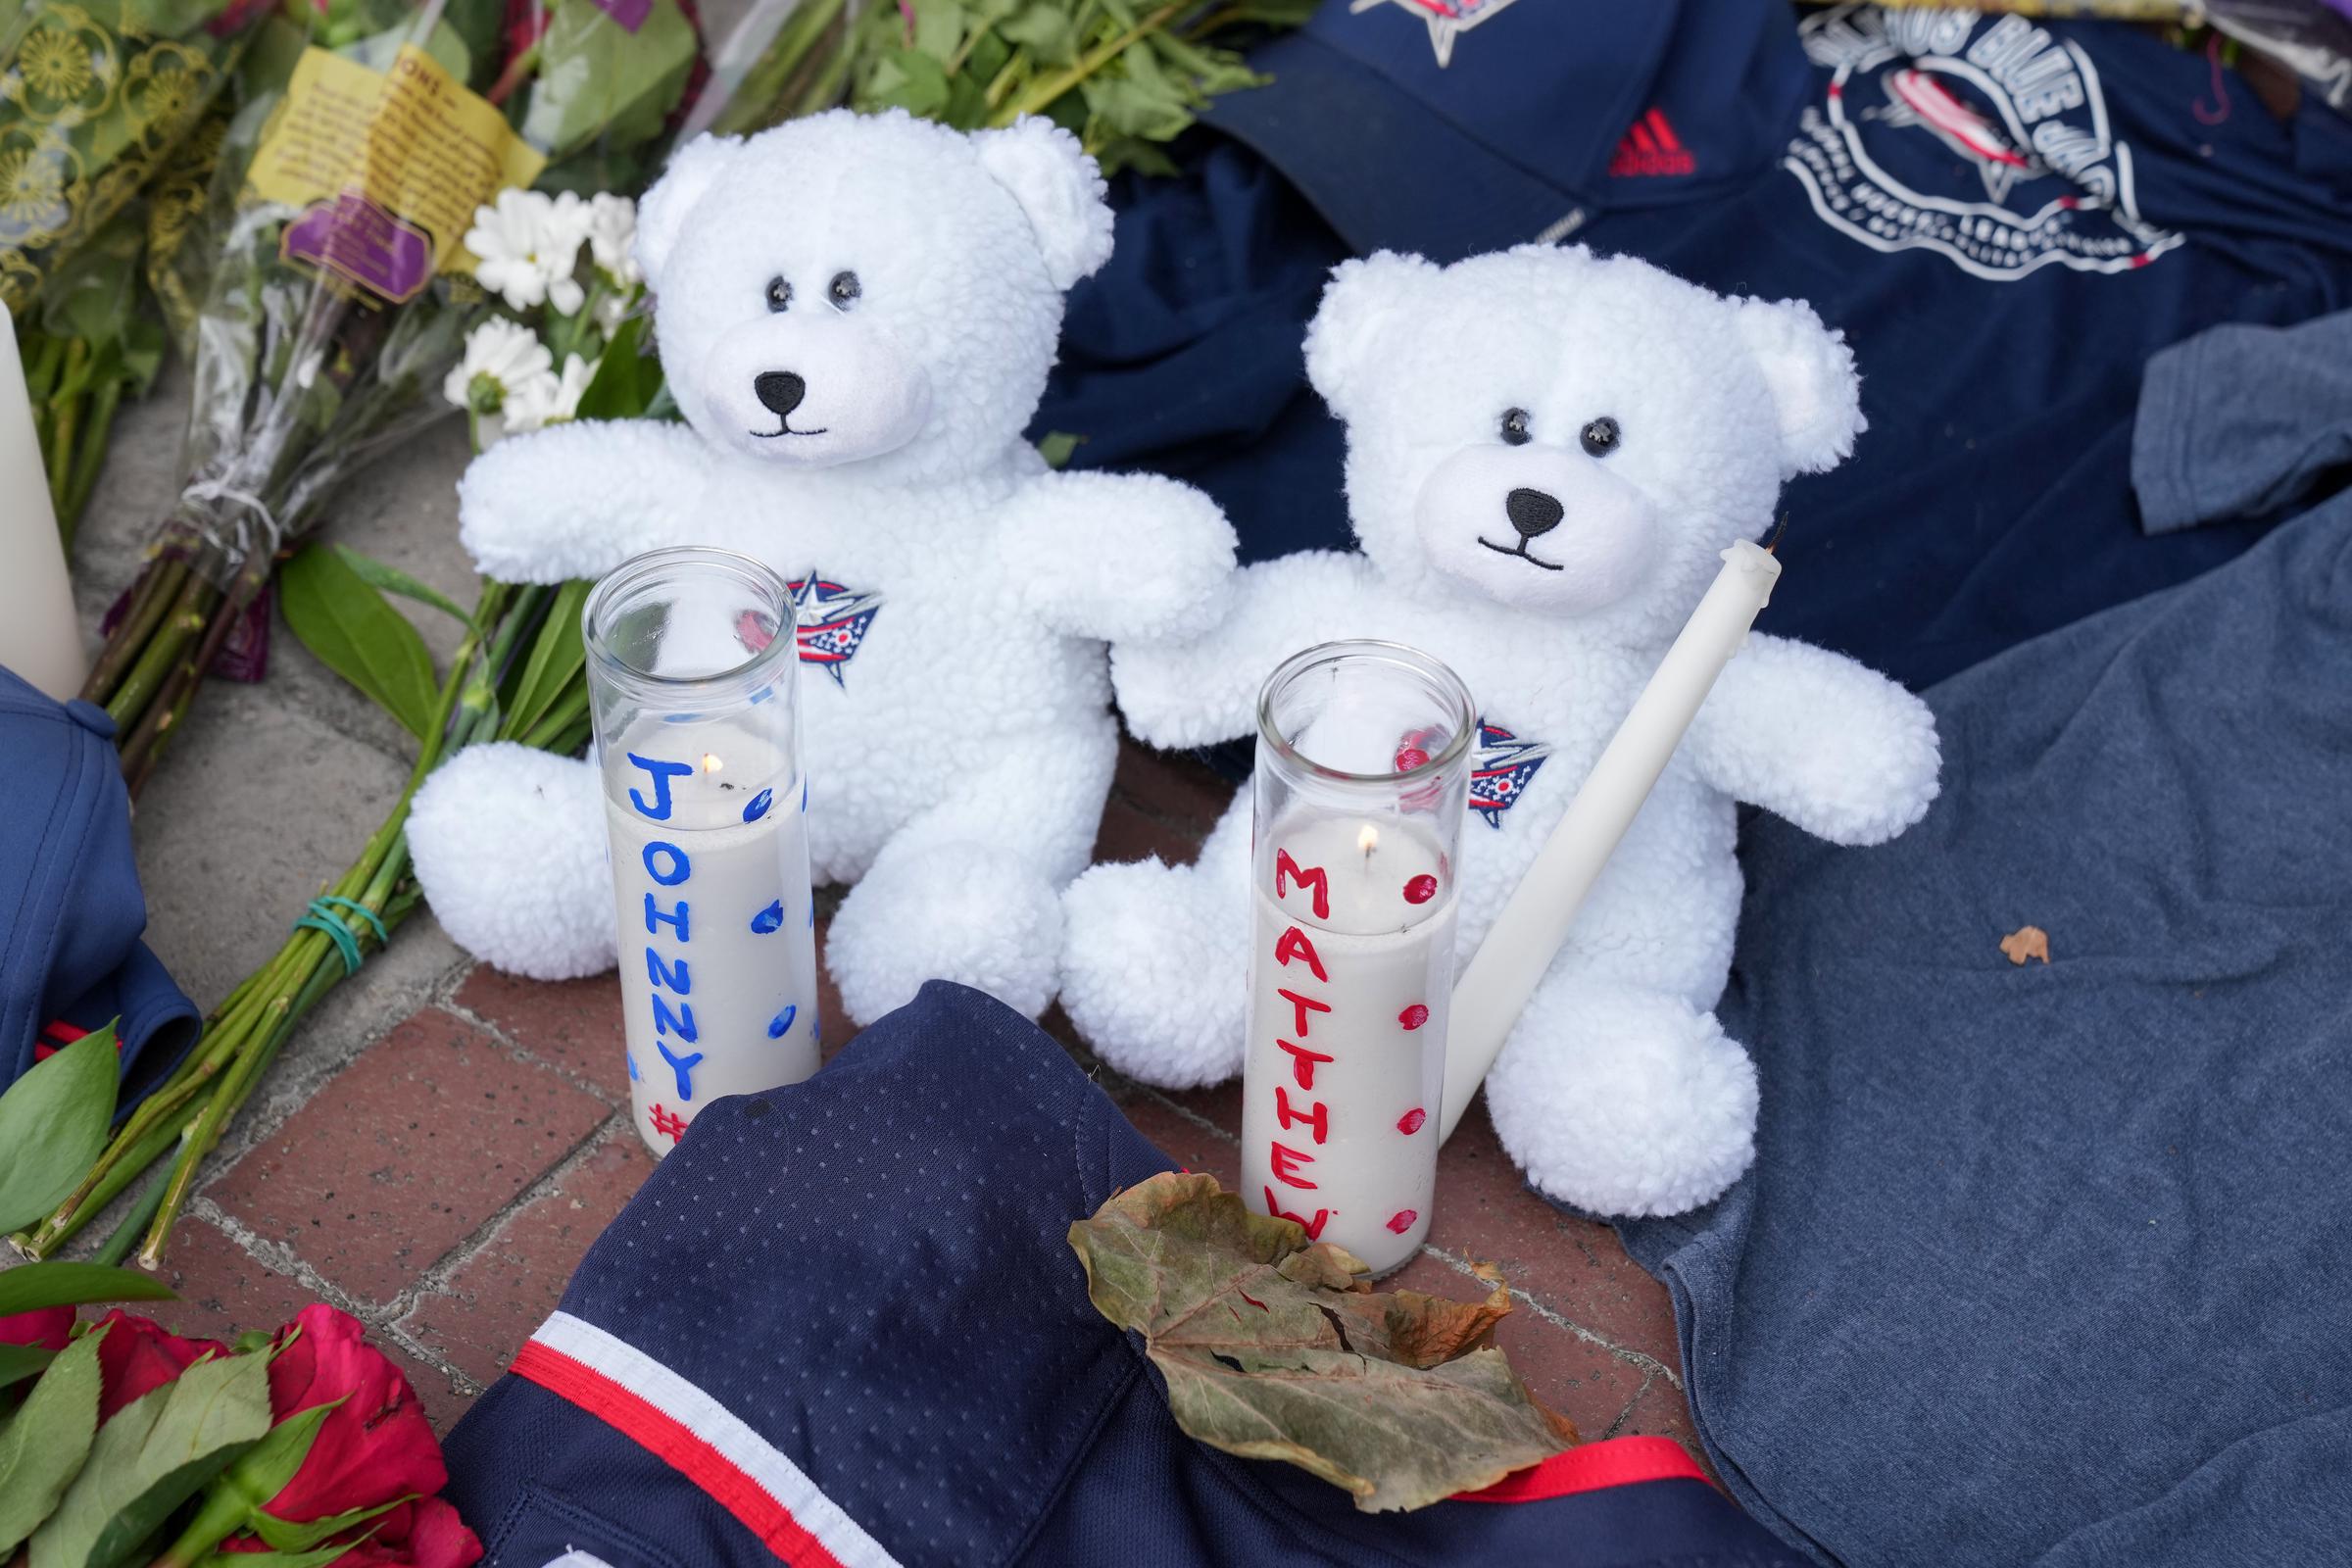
828 270 861 308
1581 416 1622 457
1499 408 1532 447
764 275 791 313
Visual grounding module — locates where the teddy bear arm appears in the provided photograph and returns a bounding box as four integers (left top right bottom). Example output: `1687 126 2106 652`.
999 470 1239 644
457 418 710 584
1690 633 1942 847
1109 551 1386 748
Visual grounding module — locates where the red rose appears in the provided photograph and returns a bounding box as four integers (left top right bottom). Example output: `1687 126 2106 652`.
263 1305 446 1523
0 1306 74 1351
91 1310 229 1419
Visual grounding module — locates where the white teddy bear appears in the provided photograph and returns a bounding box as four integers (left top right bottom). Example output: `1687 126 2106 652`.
1059 245 1941 1218
410 110 1235 1026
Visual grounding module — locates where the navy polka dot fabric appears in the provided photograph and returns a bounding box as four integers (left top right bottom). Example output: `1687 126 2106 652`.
444 982 1796 1565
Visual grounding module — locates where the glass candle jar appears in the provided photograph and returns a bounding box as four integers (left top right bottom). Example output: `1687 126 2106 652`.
585 546 820 1156
1242 640 1477 1275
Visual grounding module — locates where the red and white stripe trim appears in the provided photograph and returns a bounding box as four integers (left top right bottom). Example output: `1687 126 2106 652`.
513 1311 902 1568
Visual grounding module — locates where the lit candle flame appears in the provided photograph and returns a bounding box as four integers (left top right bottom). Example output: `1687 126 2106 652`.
701 754 724 774
1358 823 1378 865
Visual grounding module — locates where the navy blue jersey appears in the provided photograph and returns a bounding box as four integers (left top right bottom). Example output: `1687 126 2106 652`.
443 983 1797 1566
1039 1 2352 690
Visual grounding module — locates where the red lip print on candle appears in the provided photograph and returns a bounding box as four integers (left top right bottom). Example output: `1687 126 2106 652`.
1397 1107 1427 1135
1403 873 1439 905
1386 1209 1418 1234
1398 1003 1430 1031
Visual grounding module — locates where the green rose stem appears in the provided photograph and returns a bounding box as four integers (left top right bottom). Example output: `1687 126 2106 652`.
990 0 1184 122
21 580 564 1266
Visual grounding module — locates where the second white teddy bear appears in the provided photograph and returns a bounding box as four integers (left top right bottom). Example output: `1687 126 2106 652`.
411 110 1235 1026
1060 246 1941 1218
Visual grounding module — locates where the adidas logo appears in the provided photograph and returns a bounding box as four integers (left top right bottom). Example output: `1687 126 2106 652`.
1609 107 1695 177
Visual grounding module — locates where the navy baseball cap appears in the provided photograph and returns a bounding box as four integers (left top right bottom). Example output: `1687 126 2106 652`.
444 982 1798 1564
1200 0 1805 259
1 664 199 1112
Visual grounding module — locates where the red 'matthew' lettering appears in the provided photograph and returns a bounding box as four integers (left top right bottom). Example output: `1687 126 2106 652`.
1608 107 1695 178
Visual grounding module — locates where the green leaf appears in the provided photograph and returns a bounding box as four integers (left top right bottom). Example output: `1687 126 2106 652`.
1035 430 1084 468
0 1265 174 1321
571 313 663 422
1067 1172 1577 1513
207 1399 340 1521
0 1326 106 1555
330 547 471 625
248 1492 407 1553
499 578 591 744
0 1024 120 1235
28 1350 273 1568
0 1345 57 1392
519 0 701 161
1000 3 1077 65
193 1540 371 1568
278 546 441 742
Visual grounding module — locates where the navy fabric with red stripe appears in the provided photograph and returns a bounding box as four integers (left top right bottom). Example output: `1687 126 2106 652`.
445 982 1797 1565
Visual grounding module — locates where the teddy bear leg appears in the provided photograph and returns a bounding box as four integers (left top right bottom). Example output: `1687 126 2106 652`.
1057 790 1252 1089
822 732 1113 1026
410 743 618 980
1478 971 1760 1218
825 838 1064 1025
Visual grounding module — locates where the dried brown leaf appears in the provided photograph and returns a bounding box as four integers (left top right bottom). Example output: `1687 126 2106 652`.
2001 924 2051 965
1068 1172 1575 1511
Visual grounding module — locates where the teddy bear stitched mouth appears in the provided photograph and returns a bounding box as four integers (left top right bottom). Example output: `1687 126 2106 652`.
752 424 830 438
1476 535 1565 571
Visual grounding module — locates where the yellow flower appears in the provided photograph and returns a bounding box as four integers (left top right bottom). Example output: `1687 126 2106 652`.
0 144 66 231
19 27 92 104
133 61 196 132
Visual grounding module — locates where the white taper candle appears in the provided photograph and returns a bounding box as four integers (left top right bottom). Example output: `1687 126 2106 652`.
1439 539 1783 1142
0 302 87 701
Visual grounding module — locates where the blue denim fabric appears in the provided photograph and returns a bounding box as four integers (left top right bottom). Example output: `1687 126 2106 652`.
1610 313 2352 1566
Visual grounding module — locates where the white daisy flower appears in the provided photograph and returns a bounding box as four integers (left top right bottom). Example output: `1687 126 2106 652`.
586 192 641 286
503 352 597 433
466 188 593 316
441 317 554 412
592 288 633 336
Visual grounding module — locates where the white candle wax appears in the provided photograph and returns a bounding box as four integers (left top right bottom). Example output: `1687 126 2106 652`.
0 303 87 701
1242 810 1456 1275
1439 540 1782 1140
606 720 821 1155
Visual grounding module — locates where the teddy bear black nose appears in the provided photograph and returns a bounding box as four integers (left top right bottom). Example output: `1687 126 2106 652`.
1506 487 1564 539
754 371 807 417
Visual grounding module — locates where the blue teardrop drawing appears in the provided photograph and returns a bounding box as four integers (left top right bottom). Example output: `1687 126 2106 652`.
801 777 809 813
743 788 773 823
768 1004 798 1039
751 900 785 934
626 1054 640 1082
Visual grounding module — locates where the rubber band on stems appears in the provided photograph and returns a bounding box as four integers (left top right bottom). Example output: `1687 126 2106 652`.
293 897 390 975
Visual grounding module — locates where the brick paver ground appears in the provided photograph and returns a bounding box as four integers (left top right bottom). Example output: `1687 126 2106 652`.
120 739 1696 1460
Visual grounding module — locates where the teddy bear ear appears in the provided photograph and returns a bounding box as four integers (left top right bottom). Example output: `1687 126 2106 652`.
1731 296 1867 477
1304 252 1441 405
972 118 1114 290
635 133 743 290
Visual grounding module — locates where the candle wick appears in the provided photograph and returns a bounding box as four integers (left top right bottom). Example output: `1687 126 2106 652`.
1765 514 1788 555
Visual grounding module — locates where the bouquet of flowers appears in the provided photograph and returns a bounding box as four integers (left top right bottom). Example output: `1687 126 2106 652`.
22 204 647 1267
79 0 703 795
0 1037 479 1568
0 1296 478 1568
693 0 1316 174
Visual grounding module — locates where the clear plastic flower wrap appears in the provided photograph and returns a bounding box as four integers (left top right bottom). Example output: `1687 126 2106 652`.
83 0 706 791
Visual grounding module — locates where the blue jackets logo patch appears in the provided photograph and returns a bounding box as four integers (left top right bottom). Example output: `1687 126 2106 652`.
1351 0 1521 69
788 573 884 688
1470 720 1549 828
